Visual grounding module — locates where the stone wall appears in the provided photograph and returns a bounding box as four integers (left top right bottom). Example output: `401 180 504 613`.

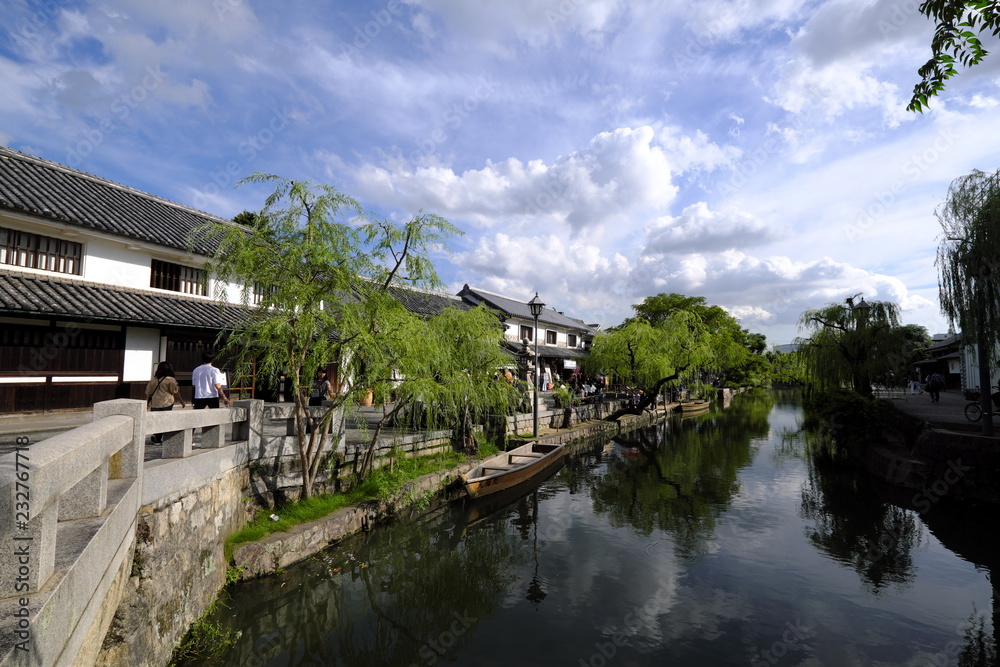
96 465 250 667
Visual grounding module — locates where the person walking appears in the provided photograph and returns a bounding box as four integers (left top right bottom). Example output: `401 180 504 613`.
909 371 924 395
145 361 186 443
926 372 946 403
192 352 230 409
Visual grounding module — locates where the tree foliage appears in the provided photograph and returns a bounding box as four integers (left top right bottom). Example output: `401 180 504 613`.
796 295 904 396
200 174 467 496
585 293 767 419
936 169 1000 368
909 1 1000 112
391 306 520 452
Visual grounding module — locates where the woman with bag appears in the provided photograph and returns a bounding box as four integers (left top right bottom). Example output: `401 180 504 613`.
145 361 187 443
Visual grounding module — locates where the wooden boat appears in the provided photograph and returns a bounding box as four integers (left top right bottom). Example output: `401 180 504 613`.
678 400 711 415
461 442 566 499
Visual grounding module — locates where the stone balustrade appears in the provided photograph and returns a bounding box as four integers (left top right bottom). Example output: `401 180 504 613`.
0 398 261 667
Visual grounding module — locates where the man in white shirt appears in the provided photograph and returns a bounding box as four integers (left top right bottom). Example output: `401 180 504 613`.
192 352 231 409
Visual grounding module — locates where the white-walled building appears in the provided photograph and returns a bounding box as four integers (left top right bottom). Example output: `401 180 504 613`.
457 285 598 385
0 146 252 411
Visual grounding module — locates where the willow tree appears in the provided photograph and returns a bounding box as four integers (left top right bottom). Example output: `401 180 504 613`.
797 295 902 397
584 310 714 420
200 173 461 498
389 305 520 455
936 168 1000 435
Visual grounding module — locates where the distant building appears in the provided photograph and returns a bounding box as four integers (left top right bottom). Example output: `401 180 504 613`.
457 284 598 386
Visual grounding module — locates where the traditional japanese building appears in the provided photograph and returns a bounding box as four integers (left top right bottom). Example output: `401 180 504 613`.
456 284 598 385
0 146 257 411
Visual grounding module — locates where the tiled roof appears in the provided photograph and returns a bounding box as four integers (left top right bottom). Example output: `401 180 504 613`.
385 283 470 318
0 271 245 329
0 145 231 256
458 285 597 333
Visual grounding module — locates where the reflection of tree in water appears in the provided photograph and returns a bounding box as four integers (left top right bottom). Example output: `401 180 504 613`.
918 503 1000 666
214 506 526 666
799 432 922 595
579 391 773 558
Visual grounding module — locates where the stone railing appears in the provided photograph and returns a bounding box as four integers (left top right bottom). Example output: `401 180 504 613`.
0 399 262 667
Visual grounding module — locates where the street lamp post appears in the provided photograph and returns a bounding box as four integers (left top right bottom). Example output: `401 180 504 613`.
528 293 545 438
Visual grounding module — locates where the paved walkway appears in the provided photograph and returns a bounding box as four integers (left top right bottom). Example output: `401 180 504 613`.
888 388 991 431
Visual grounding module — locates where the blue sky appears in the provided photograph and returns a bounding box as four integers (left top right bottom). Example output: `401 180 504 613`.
3 0 1000 345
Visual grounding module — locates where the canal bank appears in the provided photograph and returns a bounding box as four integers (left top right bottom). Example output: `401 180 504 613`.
831 389 1000 505
230 405 677 582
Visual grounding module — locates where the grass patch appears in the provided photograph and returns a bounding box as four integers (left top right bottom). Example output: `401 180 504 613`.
170 600 240 665
225 448 465 560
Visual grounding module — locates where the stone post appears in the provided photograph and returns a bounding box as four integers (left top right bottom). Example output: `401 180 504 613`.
93 399 146 480
233 400 263 455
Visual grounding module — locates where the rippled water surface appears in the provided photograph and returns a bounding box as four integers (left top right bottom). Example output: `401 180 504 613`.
200 391 997 666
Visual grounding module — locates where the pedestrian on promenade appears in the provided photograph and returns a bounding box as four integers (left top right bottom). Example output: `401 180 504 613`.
192 353 230 409
145 361 186 443
926 372 946 403
909 371 923 395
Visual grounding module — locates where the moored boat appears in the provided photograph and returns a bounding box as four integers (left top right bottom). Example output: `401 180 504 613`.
460 442 566 499
678 400 711 414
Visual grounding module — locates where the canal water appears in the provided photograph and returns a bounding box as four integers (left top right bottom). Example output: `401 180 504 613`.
199 391 998 666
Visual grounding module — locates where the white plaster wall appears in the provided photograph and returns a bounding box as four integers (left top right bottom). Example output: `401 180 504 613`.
208 278 254 305
83 236 151 288
123 327 162 382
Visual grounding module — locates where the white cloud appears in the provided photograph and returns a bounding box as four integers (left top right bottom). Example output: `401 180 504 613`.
343 125 682 235
643 202 777 255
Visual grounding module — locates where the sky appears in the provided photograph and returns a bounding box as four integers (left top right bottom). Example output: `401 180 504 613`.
3 0 1000 345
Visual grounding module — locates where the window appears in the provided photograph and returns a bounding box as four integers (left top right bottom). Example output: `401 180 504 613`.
0 226 82 275
520 325 533 341
568 334 577 347
251 283 272 305
150 259 205 295
546 330 557 345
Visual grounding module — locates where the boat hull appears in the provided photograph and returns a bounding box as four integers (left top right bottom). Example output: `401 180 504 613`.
679 400 711 414
461 442 565 499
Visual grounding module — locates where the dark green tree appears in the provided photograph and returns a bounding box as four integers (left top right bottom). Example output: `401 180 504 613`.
908 1 1000 112
201 174 464 496
797 295 903 397
936 168 1000 435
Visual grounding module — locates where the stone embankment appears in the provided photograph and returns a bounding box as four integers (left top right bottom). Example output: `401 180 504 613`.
849 391 1000 505
232 405 675 580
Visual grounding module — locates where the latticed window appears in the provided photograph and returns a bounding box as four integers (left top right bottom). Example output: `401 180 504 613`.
520 325 533 341
568 334 577 347
0 227 82 274
546 330 557 344
150 259 205 295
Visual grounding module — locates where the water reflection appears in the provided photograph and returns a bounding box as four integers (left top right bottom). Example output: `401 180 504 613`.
577 391 773 559
210 506 528 666
198 391 996 666
799 432 923 594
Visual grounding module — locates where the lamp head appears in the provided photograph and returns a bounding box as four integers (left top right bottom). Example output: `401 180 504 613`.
528 292 545 318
